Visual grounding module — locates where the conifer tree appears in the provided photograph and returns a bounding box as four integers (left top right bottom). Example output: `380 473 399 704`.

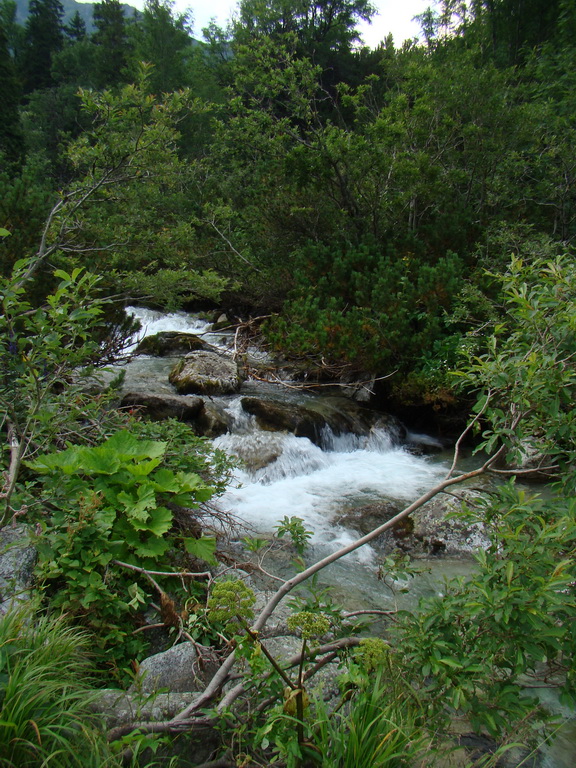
20 0 64 91
92 0 131 88
129 0 192 93
0 21 23 169
65 10 86 41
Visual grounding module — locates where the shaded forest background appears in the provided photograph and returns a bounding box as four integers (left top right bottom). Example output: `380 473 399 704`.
2 0 575 409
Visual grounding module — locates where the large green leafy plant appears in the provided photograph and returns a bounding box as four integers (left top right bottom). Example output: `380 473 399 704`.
29 430 219 674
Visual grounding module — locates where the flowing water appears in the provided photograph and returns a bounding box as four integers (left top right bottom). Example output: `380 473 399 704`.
119 307 575 765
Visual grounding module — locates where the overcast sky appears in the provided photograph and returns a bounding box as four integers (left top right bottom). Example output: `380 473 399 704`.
124 0 435 48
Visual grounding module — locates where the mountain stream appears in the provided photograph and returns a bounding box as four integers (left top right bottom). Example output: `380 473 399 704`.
118 307 573 767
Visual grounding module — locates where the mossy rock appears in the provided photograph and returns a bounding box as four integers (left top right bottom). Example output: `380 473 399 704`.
169 351 242 395
135 332 210 357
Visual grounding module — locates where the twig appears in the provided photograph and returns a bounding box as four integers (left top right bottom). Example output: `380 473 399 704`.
113 560 211 580
446 389 492 479
342 609 398 618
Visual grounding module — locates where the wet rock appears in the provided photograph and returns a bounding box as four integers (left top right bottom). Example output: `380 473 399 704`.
409 489 490 556
240 395 401 448
91 689 198 727
212 312 234 331
335 501 403 551
503 440 559 483
121 392 204 423
0 524 37 615
169 351 242 396
132 642 201 694
135 331 211 357
90 690 220 765
241 397 326 445
218 432 285 472
196 401 231 437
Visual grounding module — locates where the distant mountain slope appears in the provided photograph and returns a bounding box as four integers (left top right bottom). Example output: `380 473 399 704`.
14 0 140 34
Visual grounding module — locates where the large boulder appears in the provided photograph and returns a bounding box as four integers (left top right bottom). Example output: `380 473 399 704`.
335 501 404 551
135 331 211 357
169 351 242 396
0 524 37 615
195 401 231 437
217 432 285 472
132 642 200 694
121 392 204 423
91 689 198 727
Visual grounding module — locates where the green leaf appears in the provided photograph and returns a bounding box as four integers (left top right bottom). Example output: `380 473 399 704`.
184 536 217 565
143 506 173 536
125 458 163 477
132 536 170 558
104 430 166 461
151 468 182 492
117 486 156 521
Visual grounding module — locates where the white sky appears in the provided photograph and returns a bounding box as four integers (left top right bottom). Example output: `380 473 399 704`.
123 0 435 48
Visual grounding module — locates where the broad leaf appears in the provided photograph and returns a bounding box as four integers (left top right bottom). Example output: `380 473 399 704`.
104 430 166 461
184 536 217 565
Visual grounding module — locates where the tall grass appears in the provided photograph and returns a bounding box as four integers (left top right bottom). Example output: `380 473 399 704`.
313 673 426 768
0 606 116 768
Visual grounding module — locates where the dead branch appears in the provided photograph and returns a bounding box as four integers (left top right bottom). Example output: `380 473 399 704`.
113 560 212 580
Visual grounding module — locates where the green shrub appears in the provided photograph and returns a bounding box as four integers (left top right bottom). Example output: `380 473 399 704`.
28 429 221 677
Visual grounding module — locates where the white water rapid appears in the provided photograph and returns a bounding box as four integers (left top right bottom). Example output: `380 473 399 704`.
123 307 449 564
126 306 226 352
214 416 445 563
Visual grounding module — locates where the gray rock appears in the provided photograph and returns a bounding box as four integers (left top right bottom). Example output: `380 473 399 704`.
240 396 401 448
0 524 37 615
195 401 231 437
334 501 403 551
169 351 242 396
133 642 201 693
90 688 198 727
121 392 204 423
218 432 285 472
410 489 491 556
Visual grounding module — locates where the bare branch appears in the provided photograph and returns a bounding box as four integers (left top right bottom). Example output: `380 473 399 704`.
113 560 211 580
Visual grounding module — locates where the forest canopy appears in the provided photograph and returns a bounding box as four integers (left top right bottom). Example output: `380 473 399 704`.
2 0 575 406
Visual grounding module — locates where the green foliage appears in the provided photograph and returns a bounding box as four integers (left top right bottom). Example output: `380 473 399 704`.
20 0 64 92
268 241 464 375
274 515 313 555
355 637 390 672
92 0 131 89
0 606 116 767
55 70 228 307
396 484 576 737
129 417 235 498
0 262 130 524
312 673 425 767
28 430 218 673
127 0 193 93
0 157 53 279
286 611 330 641
207 578 257 629
455 250 576 480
